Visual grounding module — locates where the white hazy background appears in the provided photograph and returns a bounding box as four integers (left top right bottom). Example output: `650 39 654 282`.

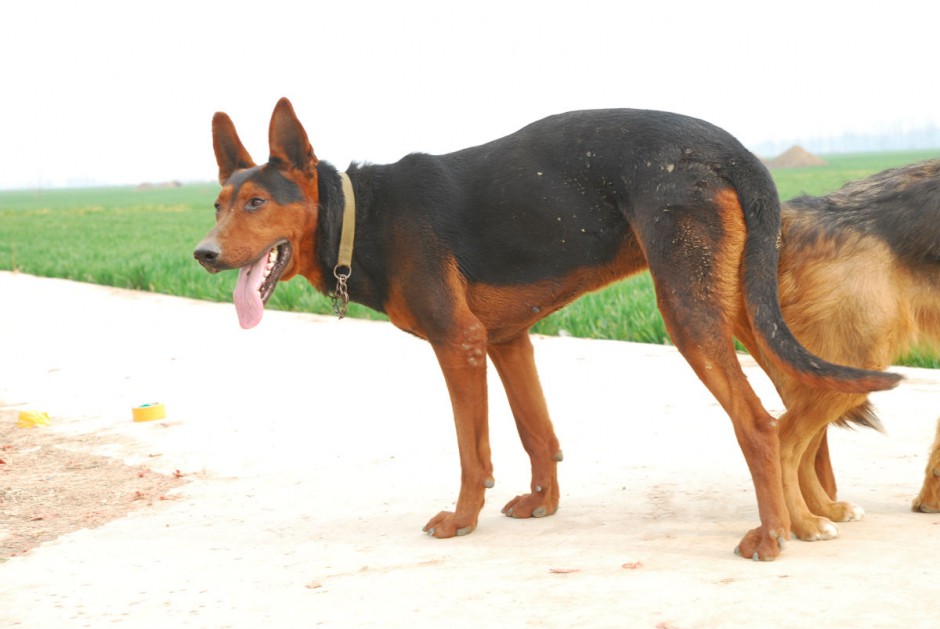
3 0 939 190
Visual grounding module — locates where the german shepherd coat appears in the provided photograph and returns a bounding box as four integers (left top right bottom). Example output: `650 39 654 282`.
194 98 899 560
913 418 940 513
747 160 940 535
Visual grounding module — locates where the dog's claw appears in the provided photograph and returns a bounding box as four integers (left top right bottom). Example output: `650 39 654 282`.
456 527 472 536
532 507 547 518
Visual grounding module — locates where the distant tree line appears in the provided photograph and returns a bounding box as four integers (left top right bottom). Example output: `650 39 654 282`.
755 124 940 157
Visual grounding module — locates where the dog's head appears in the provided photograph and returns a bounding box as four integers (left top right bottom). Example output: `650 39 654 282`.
193 98 320 329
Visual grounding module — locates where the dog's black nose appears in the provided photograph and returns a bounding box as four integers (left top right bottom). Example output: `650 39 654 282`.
194 240 222 270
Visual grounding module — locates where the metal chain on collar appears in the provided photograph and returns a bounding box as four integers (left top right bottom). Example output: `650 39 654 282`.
330 265 351 319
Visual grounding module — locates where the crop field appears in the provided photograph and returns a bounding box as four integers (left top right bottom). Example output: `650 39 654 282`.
1 149 937 366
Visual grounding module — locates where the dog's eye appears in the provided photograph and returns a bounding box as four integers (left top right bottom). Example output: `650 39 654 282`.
213 201 222 216
246 197 267 210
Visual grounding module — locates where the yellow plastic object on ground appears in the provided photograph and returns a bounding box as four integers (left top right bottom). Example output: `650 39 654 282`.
132 402 166 422
17 410 51 427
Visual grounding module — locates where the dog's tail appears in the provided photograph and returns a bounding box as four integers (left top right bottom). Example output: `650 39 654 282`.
832 401 885 432
727 157 902 394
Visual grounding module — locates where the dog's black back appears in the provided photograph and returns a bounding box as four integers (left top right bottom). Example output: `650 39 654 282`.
303 110 902 394
324 109 773 301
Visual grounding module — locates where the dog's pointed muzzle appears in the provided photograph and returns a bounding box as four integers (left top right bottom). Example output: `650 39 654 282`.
193 239 223 273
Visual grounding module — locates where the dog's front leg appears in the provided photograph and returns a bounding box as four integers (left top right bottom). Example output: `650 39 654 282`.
488 333 562 520
423 321 494 538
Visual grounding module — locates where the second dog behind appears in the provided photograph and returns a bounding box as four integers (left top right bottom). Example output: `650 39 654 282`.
737 159 940 539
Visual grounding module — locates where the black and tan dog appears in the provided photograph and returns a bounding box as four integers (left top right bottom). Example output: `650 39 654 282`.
194 98 899 560
742 160 940 535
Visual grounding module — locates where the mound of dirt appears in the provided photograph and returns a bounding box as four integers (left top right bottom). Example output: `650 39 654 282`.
136 181 183 191
765 145 827 169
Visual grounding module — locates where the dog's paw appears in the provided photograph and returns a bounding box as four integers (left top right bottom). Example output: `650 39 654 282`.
734 526 788 561
912 474 940 513
792 515 839 541
423 511 476 538
827 501 865 522
502 491 558 519
913 500 940 513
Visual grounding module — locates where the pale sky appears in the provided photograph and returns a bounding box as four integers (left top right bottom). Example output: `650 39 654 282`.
3 0 938 190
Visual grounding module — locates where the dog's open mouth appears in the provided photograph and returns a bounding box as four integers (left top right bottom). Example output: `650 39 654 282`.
233 241 291 329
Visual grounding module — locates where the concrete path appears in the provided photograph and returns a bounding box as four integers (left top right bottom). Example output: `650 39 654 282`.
1 271 937 628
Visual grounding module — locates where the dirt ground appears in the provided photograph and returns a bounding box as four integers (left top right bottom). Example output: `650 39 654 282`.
1 271 938 628
0 412 186 558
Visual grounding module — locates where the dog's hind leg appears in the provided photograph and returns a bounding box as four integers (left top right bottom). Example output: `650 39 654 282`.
660 310 789 560
635 194 789 559
732 327 856 537
657 288 790 560
487 332 563 520
777 404 843 540
813 430 838 500
798 424 865 524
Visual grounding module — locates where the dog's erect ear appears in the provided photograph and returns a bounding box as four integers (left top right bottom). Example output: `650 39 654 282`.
213 112 256 184
268 97 319 177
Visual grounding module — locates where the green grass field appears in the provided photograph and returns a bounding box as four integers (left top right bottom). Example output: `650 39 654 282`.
1 149 937 366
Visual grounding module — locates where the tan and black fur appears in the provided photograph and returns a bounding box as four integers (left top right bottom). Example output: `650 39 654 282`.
194 98 900 560
912 418 940 513
736 159 940 538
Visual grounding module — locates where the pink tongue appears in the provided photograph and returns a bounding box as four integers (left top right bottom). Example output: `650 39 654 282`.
233 250 271 329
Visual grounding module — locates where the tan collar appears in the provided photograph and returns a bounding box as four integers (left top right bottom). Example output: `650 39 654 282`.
337 172 356 269
330 172 356 319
